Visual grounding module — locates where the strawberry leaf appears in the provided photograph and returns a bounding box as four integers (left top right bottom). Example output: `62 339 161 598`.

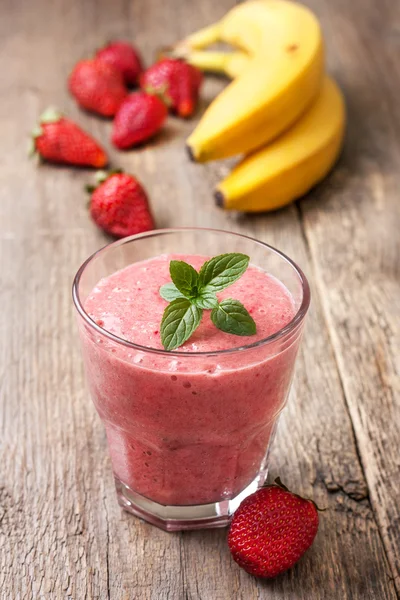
31 125 43 139
95 170 110 184
39 107 62 124
144 83 173 107
27 138 37 158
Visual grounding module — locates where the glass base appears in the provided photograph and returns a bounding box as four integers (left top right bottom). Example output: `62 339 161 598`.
115 473 267 532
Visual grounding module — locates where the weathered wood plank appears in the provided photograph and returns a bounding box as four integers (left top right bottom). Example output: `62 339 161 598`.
0 0 398 599
298 0 400 593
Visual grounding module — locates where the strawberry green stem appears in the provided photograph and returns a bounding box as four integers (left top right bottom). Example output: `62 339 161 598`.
39 106 62 124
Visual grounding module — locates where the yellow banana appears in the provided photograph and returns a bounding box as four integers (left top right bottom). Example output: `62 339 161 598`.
181 50 250 79
215 77 345 212
184 0 324 162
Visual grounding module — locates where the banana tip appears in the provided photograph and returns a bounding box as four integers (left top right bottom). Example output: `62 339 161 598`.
186 144 195 162
214 190 225 208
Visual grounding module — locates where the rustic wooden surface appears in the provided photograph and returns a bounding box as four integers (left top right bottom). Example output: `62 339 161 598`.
1 0 399 598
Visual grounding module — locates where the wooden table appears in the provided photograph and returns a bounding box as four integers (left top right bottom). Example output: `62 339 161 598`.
1 0 399 598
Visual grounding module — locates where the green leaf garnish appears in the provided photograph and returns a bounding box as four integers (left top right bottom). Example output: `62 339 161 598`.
198 253 249 292
160 298 203 351
159 253 257 350
192 290 219 309
170 260 199 298
159 282 185 302
211 299 256 336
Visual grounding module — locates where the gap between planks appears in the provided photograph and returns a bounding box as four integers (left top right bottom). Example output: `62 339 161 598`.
295 200 400 599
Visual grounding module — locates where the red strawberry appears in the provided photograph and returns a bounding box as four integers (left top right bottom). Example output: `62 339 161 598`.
88 171 155 238
68 59 127 117
111 92 167 149
228 479 320 578
140 58 202 118
95 41 143 86
30 107 108 168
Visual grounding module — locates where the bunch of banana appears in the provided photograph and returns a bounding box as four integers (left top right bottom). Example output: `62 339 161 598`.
169 0 346 212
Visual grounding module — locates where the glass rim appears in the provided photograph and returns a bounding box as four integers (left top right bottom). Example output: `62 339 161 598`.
72 227 310 357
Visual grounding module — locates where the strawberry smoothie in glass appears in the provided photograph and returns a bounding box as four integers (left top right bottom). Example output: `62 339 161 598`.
72 228 310 531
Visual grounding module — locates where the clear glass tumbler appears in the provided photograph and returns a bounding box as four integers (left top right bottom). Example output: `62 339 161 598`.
72 228 310 531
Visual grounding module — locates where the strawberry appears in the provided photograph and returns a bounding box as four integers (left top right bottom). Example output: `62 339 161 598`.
30 107 108 168
111 92 167 149
228 479 320 578
68 59 127 117
87 171 155 238
140 58 203 118
95 41 143 86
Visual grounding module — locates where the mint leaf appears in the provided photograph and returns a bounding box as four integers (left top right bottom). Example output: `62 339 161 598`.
159 283 185 302
169 260 199 298
211 299 256 336
161 298 203 351
158 254 257 350
198 253 250 293
192 290 219 309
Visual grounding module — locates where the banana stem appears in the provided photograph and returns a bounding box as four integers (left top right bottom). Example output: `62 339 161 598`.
184 23 221 49
169 23 221 58
184 50 249 78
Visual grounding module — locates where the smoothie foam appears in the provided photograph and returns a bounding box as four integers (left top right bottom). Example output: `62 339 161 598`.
81 254 299 506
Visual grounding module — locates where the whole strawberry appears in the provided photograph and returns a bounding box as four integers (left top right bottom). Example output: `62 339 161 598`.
88 171 155 238
111 92 167 149
68 59 127 117
140 58 202 118
95 41 143 86
30 107 108 168
228 479 319 578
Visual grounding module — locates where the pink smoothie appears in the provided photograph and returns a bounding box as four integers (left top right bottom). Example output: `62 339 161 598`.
80 254 300 506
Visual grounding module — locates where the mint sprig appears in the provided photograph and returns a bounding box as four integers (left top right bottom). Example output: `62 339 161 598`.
159 253 256 351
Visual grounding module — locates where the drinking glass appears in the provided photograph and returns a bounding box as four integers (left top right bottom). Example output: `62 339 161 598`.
72 228 310 531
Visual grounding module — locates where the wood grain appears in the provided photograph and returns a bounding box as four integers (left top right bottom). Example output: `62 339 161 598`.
299 0 400 592
0 0 398 599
